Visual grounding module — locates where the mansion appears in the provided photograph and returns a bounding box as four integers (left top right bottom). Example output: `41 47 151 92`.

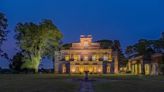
54 35 119 74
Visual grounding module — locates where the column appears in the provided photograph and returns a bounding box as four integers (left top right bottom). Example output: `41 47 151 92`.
54 51 60 74
113 51 119 74
134 64 138 75
132 65 135 74
138 63 142 74
145 64 150 75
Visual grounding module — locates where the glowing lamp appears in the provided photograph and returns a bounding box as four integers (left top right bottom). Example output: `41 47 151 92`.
71 68 75 73
98 69 101 73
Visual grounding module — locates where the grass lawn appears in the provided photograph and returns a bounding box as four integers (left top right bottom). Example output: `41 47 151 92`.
0 74 80 92
0 74 164 92
93 80 164 92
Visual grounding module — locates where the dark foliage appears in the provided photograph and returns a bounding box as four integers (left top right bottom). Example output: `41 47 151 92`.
61 43 72 49
96 40 113 49
9 52 24 72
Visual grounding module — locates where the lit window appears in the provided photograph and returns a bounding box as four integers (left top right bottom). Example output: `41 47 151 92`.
103 55 108 61
65 55 69 61
78 55 81 61
84 41 89 48
74 55 78 61
84 56 88 61
92 55 96 61
108 55 112 61
96 55 99 61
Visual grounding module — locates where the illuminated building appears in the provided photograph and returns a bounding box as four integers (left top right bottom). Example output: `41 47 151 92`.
127 53 164 75
54 35 119 74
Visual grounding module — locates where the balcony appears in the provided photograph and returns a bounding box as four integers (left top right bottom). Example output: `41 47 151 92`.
60 57 108 62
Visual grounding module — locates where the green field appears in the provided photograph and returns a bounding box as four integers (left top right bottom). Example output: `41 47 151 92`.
0 74 164 92
93 80 164 92
0 74 80 92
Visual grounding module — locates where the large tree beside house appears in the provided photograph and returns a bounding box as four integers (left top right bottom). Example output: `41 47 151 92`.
15 19 62 72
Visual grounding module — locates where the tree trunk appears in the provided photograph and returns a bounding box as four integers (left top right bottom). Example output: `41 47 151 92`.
32 54 41 73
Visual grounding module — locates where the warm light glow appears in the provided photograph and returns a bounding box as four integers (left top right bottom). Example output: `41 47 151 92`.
84 56 88 61
92 55 96 61
145 64 150 75
96 55 99 61
71 67 75 73
78 55 81 61
103 55 108 61
128 62 132 71
89 66 93 72
107 65 110 73
62 64 66 73
79 66 84 73
65 55 69 61
73 55 78 61
56 35 115 74
108 55 112 62
84 41 89 48
98 68 101 73
135 64 138 75
132 65 135 74
139 64 142 74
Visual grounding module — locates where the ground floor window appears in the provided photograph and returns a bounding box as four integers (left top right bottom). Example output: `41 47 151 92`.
70 65 103 73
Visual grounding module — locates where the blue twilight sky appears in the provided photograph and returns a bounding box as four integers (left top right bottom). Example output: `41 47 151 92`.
0 0 164 68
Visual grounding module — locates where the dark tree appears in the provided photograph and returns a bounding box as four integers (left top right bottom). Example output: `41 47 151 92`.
10 52 24 72
61 43 72 49
96 40 113 49
0 12 8 59
113 40 121 51
97 39 126 66
125 39 155 58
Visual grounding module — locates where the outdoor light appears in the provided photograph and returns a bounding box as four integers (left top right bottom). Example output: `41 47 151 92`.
98 69 101 72
71 68 75 73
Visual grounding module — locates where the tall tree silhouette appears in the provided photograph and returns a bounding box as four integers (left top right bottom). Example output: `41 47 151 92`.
0 12 8 59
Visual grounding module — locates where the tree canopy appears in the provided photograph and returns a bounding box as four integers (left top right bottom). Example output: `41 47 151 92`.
96 40 113 49
15 19 62 72
0 12 8 59
9 52 24 72
61 43 72 50
96 39 126 65
125 33 164 58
